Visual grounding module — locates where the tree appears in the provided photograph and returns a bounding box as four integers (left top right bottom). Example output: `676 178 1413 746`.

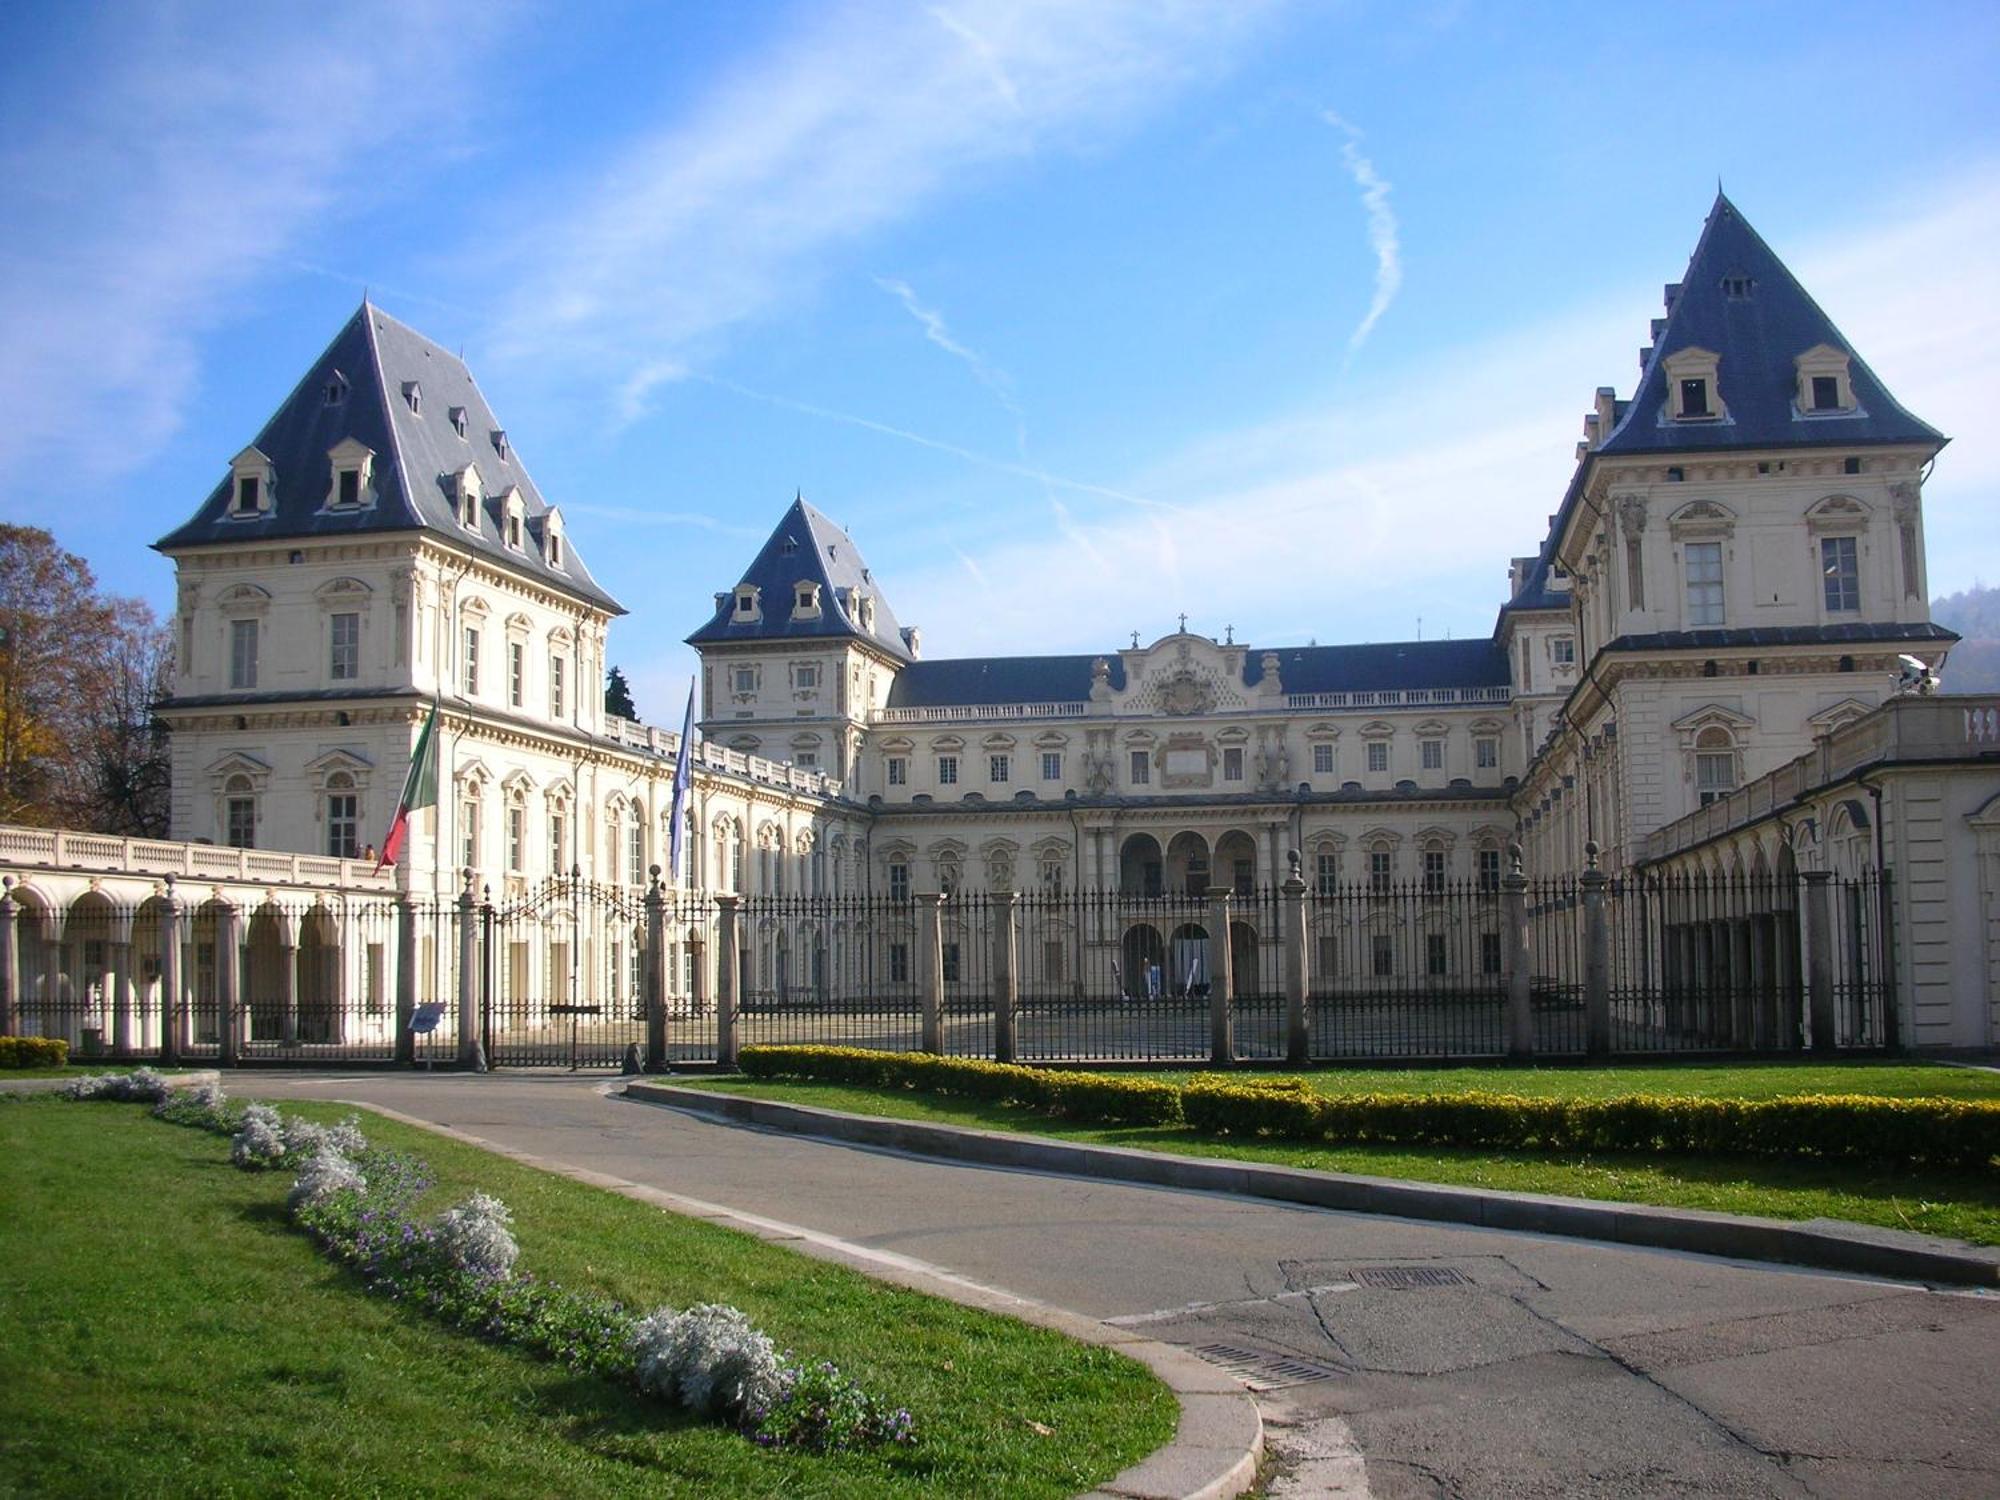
0 526 171 834
604 664 638 721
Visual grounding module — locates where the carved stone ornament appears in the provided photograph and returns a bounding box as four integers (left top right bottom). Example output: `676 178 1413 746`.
1614 494 1647 534
1159 670 1216 717
1889 482 1920 521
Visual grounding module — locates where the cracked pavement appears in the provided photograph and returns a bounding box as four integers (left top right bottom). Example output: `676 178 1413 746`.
237 1071 1999 1499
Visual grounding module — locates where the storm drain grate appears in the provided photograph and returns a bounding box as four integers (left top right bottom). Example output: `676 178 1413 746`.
1190 1344 1343 1390
1349 1265 1472 1290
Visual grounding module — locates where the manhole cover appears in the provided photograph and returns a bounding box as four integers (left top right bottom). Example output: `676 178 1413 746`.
1191 1343 1343 1390
1349 1265 1471 1290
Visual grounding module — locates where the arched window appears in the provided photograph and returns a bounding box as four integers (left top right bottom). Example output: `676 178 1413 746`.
1695 727 1737 806
325 771 359 860
459 783 483 872
507 786 527 873
628 802 646 886
224 775 257 850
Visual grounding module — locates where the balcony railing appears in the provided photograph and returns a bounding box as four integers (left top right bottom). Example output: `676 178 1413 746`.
0 824 395 890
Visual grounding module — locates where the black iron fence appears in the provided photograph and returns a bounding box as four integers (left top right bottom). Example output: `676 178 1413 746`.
0 866 1893 1070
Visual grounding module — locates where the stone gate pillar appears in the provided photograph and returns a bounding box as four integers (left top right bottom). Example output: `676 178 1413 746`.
1206 885 1234 1066
1282 852 1309 1065
157 879 182 1065
992 890 1019 1065
1503 845 1535 1059
0 878 18 1038
394 892 417 1065
917 892 945 1055
455 872 486 1071
714 893 740 1068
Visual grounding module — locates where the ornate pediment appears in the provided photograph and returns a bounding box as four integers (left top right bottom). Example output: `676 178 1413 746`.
1113 631 1250 717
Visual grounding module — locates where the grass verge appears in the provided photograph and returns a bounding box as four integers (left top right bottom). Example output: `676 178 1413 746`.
684 1073 2000 1247
0 1095 1174 1498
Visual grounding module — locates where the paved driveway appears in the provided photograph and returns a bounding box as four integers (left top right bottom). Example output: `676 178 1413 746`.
238 1071 1999 1499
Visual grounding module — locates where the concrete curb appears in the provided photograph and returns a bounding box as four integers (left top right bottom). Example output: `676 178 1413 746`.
625 1082 2000 1290
330 1097 1261 1500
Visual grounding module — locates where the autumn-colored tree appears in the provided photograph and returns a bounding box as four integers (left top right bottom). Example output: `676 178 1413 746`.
0 526 172 834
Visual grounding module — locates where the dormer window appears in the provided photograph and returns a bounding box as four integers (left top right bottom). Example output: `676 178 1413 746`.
1794 344 1856 416
1663 347 1724 422
454 466 482 529
733 586 761 621
324 438 374 511
324 372 348 407
449 406 468 438
225 447 275 518
792 581 821 619
402 380 422 414
234 475 260 515
544 509 566 569
491 430 509 462
1720 275 1754 299
502 489 525 550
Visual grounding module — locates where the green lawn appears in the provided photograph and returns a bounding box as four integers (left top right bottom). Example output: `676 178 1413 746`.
684 1065 2000 1247
0 1096 1173 1498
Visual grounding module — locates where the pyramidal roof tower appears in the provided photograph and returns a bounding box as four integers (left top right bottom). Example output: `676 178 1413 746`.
155 302 621 613
1596 192 1943 458
687 496 917 661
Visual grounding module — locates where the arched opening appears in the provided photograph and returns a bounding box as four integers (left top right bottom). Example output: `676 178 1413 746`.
1120 924 1165 997
298 906 341 1044
1214 831 1258 896
1119 834 1163 897
1169 922 1211 996
1164 832 1210 895
244 907 289 1044
1229 920 1259 995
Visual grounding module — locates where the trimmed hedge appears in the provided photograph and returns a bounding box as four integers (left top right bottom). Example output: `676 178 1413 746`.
738 1046 1182 1127
735 1047 2000 1171
0 1036 68 1069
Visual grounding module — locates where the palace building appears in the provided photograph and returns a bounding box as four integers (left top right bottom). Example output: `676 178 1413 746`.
130 192 1997 1052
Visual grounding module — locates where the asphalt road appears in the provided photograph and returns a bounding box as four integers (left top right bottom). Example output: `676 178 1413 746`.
238 1071 2000 1499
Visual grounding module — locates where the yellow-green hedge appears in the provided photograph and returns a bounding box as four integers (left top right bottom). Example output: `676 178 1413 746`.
0 1036 68 1069
736 1046 2000 1170
738 1046 1182 1126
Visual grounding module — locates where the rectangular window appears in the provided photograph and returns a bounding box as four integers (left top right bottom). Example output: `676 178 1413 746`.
1423 849 1446 892
1315 852 1337 896
732 666 757 694
507 804 525 872
1426 932 1448 977
1821 535 1860 613
793 749 817 768
1684 541 1725 626
229 619 258 690
1552 637 1575 665
1222 746 1244 782
942 943 961 984
329 612 359 681
1042 939 1065 983
550 810 567 875
1680 377 1710 417
628 820 644 886
1475 737 1498 770
326 793 358 859
1421 739 1444 772
1316 935 1338 980
1370 849 1391 892
1366 741 1389 773
225 796 255 849
460 798 479 871
1130 750 1151 786
1312 743 1335 775
1477 847 1501 890
936 755 958 785
1233 859 1254 897
1811 374 1840 411
463 626 481 695
1041 751 1062 781
887 756 908 786
888 862 910 901
550 656 566 719
795 664 819 689
509 641 524 707
889 941 910 985
234 475 259 514
337 468 361 507
1480 931 1503 976
1371 933 1394 978
1696 752 1735 807
988 754 1010 784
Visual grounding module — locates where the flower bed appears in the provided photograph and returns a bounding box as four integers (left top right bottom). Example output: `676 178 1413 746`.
60 1073 914 1453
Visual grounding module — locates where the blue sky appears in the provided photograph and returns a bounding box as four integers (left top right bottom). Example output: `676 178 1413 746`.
2 0 1996 721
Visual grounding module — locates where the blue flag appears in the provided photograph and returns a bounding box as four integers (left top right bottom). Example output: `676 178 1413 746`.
667 681 696 883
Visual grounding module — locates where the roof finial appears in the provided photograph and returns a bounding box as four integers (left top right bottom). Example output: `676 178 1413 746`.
1177 611 1188 633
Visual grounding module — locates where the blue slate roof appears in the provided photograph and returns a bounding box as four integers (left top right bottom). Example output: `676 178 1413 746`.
1596 194 1944 458
154 305 621 612
1601 622 1956 653
884 637 1506 709
686 498 915 660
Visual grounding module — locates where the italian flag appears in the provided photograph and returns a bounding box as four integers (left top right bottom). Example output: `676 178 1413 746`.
375 700 440 870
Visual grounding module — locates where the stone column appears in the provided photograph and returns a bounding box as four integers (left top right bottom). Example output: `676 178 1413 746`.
1502 844 1535 1059
0 879 18 1038
644 866 669 1072
714 893 740 1068
109 940 133 1057
157 881 182 1065
1802 871 1836 1052
215 901 241 1067
394 892 417 1065
1282 852 1309 1065
917 892 945 1054
455 872 486 1070
1206 885 1234 1066
279 937 300 1046
993 890 1019 1065
1581 843 1610 1058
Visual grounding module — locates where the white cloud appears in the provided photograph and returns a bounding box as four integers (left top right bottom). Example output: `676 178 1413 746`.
490 0 1277 404
0 2 516 491
1322 112 1402 359
874 275 1026 445
887 168 2000 654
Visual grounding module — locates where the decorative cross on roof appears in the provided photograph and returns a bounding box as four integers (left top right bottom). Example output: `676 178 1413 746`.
1224 623 1234 644
1177 612 1188 633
